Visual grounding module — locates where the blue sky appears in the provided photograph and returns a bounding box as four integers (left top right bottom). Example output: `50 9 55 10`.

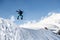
0 0 60 21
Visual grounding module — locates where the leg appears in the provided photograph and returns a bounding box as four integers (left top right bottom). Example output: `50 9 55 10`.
17 16 19 20
21 15 23 20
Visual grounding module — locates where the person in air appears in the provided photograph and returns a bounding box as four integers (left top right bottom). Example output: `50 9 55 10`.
16 9 23 20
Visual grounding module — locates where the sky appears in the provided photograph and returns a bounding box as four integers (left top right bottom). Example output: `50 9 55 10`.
0 0 60 23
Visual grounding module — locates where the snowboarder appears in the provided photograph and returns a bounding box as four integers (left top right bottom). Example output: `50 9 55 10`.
16 9 23 20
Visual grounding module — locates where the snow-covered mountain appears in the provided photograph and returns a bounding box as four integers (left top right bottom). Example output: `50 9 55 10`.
0 17 60 40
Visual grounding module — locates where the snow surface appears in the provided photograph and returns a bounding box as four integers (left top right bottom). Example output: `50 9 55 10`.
0 17 60 40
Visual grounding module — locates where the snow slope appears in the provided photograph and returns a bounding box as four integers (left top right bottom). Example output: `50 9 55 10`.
0 18 60 40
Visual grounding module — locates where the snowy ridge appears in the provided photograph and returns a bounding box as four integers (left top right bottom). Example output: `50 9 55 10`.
0 18 60 40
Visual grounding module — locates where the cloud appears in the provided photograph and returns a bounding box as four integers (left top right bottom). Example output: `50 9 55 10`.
10 16 15 22
19 12 60 30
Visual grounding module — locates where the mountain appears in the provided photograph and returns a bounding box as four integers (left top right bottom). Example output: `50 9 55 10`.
0 18 60 40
